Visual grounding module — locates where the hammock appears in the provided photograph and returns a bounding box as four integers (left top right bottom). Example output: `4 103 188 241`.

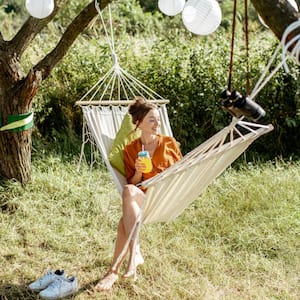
76 2 273 224
77 101 273 224
76 68 274 223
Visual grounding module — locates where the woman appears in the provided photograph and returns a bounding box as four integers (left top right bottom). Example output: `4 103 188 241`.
95 97 182 291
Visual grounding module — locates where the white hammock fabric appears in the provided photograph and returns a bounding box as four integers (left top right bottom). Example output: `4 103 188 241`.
141 119 273 223
78 102 273 224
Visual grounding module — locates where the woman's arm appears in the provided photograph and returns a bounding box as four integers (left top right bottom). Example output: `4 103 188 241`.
127 169 143 185
124 145 145 185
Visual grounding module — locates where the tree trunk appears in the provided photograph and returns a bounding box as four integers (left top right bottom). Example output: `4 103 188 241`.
0 0 104 184
0 130 32 184
0 53 40 183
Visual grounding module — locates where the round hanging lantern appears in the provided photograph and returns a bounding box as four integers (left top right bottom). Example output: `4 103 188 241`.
258 0 298 28
182 0 222 35
158 0 186 16
26 0 55 19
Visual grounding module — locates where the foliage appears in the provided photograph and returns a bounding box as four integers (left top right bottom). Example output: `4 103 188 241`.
0 157 299 299
1 0 299 160
1 0 26 15
36 26 299 159
0 0 26 40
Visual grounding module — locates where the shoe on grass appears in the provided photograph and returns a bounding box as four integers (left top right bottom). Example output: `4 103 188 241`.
28 270 65 292
39 276 78 300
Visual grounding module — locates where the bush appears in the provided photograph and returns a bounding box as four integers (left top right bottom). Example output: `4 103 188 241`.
134 33 299 159
29 1 299 160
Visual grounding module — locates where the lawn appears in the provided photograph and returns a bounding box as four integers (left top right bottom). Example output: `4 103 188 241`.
0 157 299 299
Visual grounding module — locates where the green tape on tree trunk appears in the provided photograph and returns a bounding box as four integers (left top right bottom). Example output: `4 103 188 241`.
0 112 34 132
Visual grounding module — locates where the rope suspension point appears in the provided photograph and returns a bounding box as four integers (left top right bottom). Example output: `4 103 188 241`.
250 18 300 100
281 18 300 72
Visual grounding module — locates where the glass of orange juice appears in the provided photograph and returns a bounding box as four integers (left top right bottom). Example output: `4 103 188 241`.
138 150 153 173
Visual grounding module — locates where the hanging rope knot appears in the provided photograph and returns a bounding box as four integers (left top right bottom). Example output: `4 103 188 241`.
281 18 300 72
111 52 121 74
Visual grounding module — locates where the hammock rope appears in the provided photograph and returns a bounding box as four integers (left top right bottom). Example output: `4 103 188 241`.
250 18 300 100
227 0 250 94
281 18 300 71
227 2 300 103
95 0 115 60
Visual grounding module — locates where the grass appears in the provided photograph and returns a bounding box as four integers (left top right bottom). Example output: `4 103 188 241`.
0 155 299 300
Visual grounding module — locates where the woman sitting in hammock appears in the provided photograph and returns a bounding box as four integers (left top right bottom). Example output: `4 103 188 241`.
95 97 182 291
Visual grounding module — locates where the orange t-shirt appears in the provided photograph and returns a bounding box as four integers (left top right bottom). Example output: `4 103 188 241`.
124 134 182 184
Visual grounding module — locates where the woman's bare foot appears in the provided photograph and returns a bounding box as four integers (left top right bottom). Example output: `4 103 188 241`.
95 272 118 291
122 269 136 279
135 252 144 267
122 253 144 279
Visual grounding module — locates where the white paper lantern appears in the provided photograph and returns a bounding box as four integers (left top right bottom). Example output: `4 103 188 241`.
26 0 55 19
258 0 298 28
182 0 222 35
158 0 186 16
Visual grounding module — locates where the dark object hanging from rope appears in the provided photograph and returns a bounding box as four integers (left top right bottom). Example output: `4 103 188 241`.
221 0 266 121
221 90 266 121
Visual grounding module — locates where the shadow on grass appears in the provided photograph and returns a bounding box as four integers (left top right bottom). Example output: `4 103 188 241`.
0 279 126 299
0 275 138 299
0 283 36 300
0 282 91 300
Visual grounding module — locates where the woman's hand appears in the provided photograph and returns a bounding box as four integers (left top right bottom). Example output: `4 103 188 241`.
135 158 146 173
127 158 144 185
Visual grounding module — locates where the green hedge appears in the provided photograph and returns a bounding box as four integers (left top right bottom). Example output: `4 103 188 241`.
29 0 299 160
138 35 299 160
34 30 299 160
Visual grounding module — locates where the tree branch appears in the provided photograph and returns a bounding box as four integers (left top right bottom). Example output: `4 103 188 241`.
18 69 43 109
8 0 65 59
33 0 113 80
251 0 300 40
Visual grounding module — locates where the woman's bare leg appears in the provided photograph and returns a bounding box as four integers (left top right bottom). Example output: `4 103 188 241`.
122 233 145 278
95 185 144 290
121 185 145 278
95 218 128 291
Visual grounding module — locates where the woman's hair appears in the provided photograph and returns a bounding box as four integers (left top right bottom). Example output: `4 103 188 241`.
128 96 157 127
